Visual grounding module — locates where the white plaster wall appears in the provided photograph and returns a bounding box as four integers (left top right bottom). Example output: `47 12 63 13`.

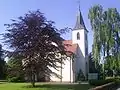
72 29 88 78
76 46 86 76
50 62 61 82
72 29 85 57
50 57 74 82
62 57 73 82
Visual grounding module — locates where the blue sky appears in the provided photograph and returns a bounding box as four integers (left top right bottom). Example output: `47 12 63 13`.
0 0 120 52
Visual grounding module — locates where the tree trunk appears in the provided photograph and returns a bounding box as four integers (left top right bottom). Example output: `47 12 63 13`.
31 73 35 87
30 67 35 87
61 55 62 82
103 44 106 80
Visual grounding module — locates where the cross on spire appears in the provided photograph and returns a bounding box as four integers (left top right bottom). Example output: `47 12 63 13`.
73 0 87 30
77 0 81 12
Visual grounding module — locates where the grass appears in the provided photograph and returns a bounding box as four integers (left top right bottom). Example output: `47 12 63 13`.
0 82 93 90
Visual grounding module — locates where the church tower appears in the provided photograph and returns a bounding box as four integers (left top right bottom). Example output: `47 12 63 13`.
72 7 88 78
72 7 88 58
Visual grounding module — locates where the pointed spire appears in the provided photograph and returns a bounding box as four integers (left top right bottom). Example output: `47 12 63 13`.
78 1 81 12
73 1 86 30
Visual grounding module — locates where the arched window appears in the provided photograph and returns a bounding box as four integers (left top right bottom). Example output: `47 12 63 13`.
77 32 80 40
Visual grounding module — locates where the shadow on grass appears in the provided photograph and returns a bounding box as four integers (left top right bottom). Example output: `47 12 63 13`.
23 84 93 90
0 80 7 82
0 82 6 84
24 84 74 89
0 80 7 84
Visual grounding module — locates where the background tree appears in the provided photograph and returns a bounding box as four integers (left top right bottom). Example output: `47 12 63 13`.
89 5 120 78
0 44 6 79
7 55 24 82
3 10 67 87
88 52 103 79
88 52 97 73
88 5 103 68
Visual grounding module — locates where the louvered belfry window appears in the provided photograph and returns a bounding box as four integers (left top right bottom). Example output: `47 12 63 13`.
77 32 80 40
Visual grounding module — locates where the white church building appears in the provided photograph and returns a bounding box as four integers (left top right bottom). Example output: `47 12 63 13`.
50 8 89 82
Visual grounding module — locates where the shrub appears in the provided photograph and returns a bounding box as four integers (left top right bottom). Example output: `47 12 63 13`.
89 79 115 86
7 76 25 82
7 77 19 82
76 69 85 82
106 77 120 84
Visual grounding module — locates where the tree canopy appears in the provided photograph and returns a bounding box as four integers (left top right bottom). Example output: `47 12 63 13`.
3 10 67 86
0 44 6 79
7 55 24 82
89 5 120 78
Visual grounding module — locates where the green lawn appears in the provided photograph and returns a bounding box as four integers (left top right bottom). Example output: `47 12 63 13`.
0 82 93 90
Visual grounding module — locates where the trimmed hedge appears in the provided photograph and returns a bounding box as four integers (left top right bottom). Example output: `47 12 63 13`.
89 78 118 86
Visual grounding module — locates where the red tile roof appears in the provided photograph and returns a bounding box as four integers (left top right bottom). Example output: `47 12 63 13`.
63 40 78 55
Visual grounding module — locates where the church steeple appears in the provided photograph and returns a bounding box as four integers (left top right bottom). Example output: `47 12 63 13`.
72 3 88 56
73 4 86 30
72 2 88 79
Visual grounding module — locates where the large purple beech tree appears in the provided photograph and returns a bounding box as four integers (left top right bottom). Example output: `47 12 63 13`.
3 10 68 87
